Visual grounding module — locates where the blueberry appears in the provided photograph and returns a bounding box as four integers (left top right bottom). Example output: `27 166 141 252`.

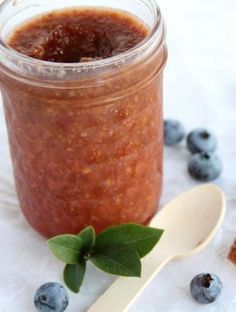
187 129 217 154
188 152 222 182
34 282 69 312
164 119 185 146
190 273 223 304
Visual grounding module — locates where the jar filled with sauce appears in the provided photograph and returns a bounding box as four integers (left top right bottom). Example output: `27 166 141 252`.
0 0 167 237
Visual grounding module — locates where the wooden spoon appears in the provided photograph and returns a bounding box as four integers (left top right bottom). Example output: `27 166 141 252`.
88 184 226 312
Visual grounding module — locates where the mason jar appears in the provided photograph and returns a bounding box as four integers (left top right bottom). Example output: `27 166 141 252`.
0 0 167 237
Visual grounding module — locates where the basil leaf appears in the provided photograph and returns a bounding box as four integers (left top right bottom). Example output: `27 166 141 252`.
78 226 96 251
64 260 86 293
95 224 164 258
91 244 141 277
47 235 83 264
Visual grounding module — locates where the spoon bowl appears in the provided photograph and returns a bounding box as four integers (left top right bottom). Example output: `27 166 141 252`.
151 184 226 257
89 184 226 312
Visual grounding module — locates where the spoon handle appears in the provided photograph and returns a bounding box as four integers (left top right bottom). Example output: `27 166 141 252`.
88 248 171 312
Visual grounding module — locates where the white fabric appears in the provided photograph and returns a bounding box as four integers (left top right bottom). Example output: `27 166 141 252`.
0 0 236 311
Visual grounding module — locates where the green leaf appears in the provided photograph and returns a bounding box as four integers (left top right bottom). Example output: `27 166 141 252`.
78 226 96 251
91 244 141 277
47 235 83 264
63 260 86 293
95 224 164 258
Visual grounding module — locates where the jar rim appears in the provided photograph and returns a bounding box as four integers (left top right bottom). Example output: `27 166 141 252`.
0 0 164 74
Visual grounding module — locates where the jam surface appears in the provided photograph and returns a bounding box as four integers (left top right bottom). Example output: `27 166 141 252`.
1 8 166 237
8 9 148 62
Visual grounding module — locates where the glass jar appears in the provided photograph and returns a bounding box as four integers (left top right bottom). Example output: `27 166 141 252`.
0 0 167 237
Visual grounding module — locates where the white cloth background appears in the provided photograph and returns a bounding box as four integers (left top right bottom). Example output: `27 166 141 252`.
0 0 236 311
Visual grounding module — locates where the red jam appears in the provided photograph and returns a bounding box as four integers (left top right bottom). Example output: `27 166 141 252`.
1 8 166 237
8 9 147 62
